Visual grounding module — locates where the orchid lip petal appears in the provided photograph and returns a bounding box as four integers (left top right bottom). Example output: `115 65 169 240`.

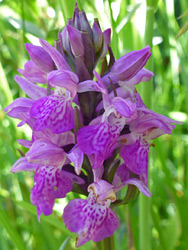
30 94 74 134
31 165 72 220
63 190 119 247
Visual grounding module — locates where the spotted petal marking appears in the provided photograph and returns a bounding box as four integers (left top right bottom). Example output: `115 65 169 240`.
120 138 149 176
31 166 72 220
77 122 120 169
30 94 74 134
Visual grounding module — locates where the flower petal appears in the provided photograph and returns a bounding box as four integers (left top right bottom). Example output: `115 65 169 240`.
66 145 84 175
47 70 78 97
77 122 118 169
31 166 72 220
40 39 71 71
25 43 55 72
14 75 47 100
112 97 136 118
30 94 74 133
10 157 38 173
63 192 119 247
120 138 149 175
114 178 152 197
26 139 66 167
102 46 151 83
18 60 47 84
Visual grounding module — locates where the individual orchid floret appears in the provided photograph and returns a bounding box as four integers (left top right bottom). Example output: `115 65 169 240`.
102 46 152 85
63 179 119 247
63 175 151 247
120 104 181 184
29 69 80 134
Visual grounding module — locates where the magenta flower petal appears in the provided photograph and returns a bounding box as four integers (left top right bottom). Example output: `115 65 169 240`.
92 21 103 52
113 164 130 186
63 192 119 247
102 46 151 83
18 60 47 84
10 157 39 173
47 70 78 97
77 80 106 94
30 93 74 134
66 25 84 58
25 43 55 72
4 97 34 112
100 29 111 59
114 178 152 197
40 39 71 71
26 139 66 167
77 122 119 169
66 145 84 175
31 165 72 220
17 139 32 148
120 138 149 176
121 68 154 85
135 107 181 137
14 75 47 100
112 97 136 118
32 130 75 147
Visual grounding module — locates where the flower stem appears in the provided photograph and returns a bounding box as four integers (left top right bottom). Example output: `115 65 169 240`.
96 235 115 250
139 1 155 250
103 236 115 250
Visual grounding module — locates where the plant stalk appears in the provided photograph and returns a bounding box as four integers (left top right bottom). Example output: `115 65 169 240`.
96 235 115 250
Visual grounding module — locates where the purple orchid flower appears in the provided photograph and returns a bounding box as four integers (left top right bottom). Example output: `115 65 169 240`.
4 3 182 247
63 171 151 247
102 46 152 84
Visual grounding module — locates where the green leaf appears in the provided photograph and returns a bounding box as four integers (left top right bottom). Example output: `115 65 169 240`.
16 200 69 233
58 236 71 250
0 210 27 250
176 22 188 38
163 208 181 250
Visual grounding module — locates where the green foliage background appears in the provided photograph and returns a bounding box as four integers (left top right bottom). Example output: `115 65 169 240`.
0 0 188 249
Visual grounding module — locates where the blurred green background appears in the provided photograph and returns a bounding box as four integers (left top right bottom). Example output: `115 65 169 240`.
0 0 188 249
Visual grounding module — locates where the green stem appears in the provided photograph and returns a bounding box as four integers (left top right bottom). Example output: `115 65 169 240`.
103 236 115 250
96 235 115 250
96 241 103 250
139 1 155 250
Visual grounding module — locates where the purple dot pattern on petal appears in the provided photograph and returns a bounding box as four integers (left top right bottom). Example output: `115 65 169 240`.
30 94 74 134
